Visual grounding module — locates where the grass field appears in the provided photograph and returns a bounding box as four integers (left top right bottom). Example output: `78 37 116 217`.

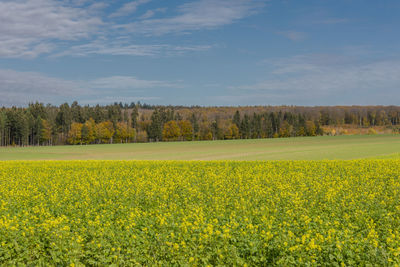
0 134 399 160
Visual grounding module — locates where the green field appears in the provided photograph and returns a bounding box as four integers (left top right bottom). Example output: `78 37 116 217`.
0 134 399 160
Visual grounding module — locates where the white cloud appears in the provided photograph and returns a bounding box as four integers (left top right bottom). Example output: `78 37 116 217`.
229 55 400 105
88 76 179 90
80 96 160 105
0 68 179 106
122 0 264 35
0 0 219 58
109 0 151 18
0 0 102 58
0 69 86 105
53 41 212 57
0 0 251 58
87 2 109 12
65 0 93 6
139 7 167 19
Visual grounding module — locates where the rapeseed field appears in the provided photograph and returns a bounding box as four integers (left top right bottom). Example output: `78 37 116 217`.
0 160 399 265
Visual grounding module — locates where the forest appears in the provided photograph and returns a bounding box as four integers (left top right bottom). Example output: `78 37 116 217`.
0 102 399 146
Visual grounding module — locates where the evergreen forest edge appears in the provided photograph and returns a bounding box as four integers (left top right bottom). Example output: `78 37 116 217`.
1 102 399 146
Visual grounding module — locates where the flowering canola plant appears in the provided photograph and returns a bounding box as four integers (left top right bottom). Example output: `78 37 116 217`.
0 160 400 265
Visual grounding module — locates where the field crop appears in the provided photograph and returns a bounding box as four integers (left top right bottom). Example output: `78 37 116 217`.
1 134 400 161
1 160 400 265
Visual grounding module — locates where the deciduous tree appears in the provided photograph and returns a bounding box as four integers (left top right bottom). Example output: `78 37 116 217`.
162 121 181 141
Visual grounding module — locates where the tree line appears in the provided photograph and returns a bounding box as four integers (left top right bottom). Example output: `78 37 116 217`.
0 102 399 146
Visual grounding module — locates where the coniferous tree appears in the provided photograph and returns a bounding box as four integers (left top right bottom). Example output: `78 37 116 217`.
148 108 163 141
0 111 6 146
131 105 139 129
56 103 72 138
0 102 398 146
190 113 199 140
240 114 251 139
107 104 122 126
233 110 241 128
81 124 90 145
83 118 96 144
71 101 83 123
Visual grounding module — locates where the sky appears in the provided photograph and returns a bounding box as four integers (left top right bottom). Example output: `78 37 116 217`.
1 0 400 106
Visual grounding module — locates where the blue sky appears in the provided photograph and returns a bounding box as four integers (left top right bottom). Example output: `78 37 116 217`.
1 0 400 106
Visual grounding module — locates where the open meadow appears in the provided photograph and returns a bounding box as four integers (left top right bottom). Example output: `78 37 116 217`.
0 134 399 160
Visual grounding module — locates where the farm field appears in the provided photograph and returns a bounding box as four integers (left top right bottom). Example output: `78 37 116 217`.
0 134 399 160
0 160 399 265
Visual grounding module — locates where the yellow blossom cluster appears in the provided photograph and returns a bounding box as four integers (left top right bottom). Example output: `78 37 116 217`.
0 160 399 265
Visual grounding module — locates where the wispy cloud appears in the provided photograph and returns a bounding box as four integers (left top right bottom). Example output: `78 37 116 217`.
317 18 349 25
121 0 264 35
109 0 151 18
80 96 160 105
278 31 307 41
0 69 179 106
0 0 222 58
229 54 400 105
139 7 167 19
53 41 212 57
0 69 86 106
88 76 180 90
0 0 102 58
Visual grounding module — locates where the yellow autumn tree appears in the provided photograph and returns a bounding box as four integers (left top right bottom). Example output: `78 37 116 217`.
229 124 239 139
178 120 193 141
68 122 83 145
95 121 115 144
115 122 136 143
305 121 316 136
162 121 181 141
41 119 52 145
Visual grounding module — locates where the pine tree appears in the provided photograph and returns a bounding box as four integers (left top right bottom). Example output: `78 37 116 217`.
233 110 241 127
148 109 163 141
190 114 199 140
131 105 139 129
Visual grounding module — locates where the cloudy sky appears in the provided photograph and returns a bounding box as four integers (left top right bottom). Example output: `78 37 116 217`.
1 0 400 106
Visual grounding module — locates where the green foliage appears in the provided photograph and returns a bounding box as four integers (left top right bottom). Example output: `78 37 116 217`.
82 118 96 144
148 108 163 141
0 103 399 146
131 105 139 129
